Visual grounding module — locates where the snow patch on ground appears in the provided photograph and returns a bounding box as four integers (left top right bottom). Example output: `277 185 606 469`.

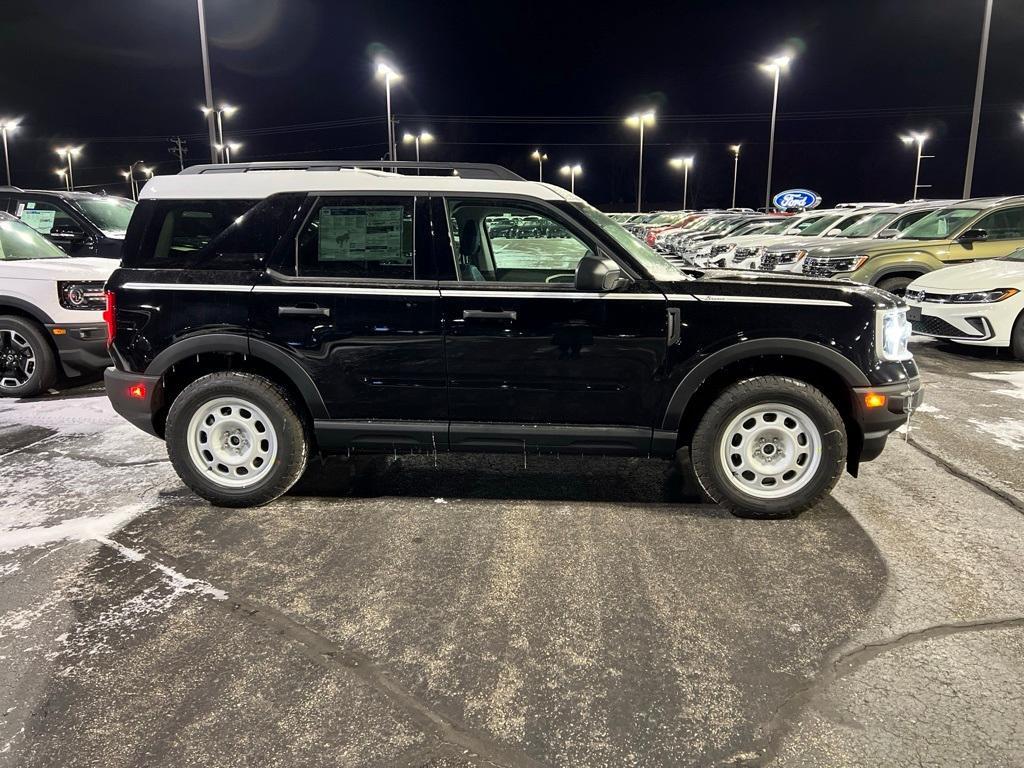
967 418 1024 452
0 395 116 437
970 370 1024 401
915 403 940 413
0 505 145 554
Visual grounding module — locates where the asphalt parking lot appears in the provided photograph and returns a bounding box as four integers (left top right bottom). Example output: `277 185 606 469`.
1 340 1022 768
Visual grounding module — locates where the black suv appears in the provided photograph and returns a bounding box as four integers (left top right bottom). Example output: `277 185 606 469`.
102 161 922 518
0 187 135 259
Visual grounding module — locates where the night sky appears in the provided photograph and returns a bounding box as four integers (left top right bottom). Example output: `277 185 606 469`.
3 0 1022 210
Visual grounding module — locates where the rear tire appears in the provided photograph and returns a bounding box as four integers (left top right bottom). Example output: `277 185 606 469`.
690 376 847 519
165 372 310 507
1011 310 1024 361
0 316 57 398
876 275 914 297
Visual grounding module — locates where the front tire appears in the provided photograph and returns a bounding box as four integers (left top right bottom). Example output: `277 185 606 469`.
0 316 57 398
1011 310 1024 362
876 275 914 297
690 376 847 519
165 372 310 507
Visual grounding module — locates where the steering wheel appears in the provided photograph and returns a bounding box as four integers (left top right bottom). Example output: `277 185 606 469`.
545 273 575 284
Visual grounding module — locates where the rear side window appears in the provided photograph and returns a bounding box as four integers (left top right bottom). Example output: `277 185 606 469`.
296 196 415 279
124 195 303 269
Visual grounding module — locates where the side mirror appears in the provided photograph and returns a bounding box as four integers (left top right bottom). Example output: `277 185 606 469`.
877 228 900 239
958 228 988 243
575 251 632 292
825 228 843 237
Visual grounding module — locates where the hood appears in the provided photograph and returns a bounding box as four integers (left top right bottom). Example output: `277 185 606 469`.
803 237 891 259
762 235 840 253
0 256 118 281
658 269 900 309
709 233 798 249
911 259 1024 290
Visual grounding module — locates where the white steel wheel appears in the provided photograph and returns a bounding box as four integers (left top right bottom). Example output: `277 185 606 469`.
0 330 37 390
186 396 278 488
717 402 823 500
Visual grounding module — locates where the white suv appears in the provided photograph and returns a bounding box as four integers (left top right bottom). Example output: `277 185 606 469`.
0 212 116 397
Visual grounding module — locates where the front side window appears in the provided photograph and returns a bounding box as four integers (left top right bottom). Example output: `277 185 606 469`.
973 207 1024 241
14 199 79 236
296 197 414 279
447 199 591 284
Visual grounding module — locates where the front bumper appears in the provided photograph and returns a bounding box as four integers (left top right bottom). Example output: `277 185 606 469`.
45 323 110 377
905 297 1018 346
104 367 165 438
852 376 924 463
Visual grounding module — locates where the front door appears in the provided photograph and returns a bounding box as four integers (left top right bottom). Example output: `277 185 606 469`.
249 194 448 451
13 197 97 256
437 197 668 454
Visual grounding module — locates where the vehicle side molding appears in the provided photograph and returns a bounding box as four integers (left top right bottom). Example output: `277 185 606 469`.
660 338 871 432
144 332 329 420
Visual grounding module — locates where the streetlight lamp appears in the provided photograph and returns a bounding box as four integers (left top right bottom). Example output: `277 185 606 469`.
0 120 19 186
669 156 695 209
531 149 548 182
899 132 933 200
200 104 237 163
55 146 82 190
729 144 741 208
403 130 434 165
55 168 69 191
760 54 791 210
375 60 402 165
215 142 241 163
559 164 582 194
625 110 656 213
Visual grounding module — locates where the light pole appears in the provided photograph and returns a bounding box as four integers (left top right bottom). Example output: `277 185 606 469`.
55 168 69 191
201 104 237 163
559 164 582 194
760 54 791 210
55 146 82 190
729 144 741 208
626 110 656 213
531 149 548 182
196 0 219 162
375 61 402 165
669 156 695 209
122 170 136 200
0 120 19 185
403 130 434 168
900 132 933 200
964 0 993 198
215 142 241 163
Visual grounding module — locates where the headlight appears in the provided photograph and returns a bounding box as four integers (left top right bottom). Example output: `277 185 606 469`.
876 307 912 361
945 288 1019 303
776 249 808 264
58 281 107 311
807 254 869 274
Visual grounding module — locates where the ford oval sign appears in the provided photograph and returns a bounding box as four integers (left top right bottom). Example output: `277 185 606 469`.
772 189 821 211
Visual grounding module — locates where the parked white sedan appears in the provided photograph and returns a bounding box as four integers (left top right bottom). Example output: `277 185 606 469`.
905 249 1024 359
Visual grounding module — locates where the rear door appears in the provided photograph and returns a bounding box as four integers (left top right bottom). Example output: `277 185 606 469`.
437 196 669 454
249 194 447 451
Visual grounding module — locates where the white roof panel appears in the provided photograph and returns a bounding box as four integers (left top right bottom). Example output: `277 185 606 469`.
139 168 578 202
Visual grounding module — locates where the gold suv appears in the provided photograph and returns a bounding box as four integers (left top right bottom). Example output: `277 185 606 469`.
801 196 1024 294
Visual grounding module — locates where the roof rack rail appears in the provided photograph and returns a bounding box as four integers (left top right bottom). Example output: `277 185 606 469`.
179 161 525 181
0 185 24 193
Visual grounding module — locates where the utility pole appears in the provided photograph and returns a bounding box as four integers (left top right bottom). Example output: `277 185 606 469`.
168 137 188 171
963 0 993 198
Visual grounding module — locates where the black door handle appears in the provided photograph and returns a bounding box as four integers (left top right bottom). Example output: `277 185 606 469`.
463 309 517 320
278 304 330 317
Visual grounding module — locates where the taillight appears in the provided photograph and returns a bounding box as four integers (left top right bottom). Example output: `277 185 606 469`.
102 290 116 347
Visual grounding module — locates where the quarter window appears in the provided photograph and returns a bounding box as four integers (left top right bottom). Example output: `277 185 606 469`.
297 197 414 279
139 199 257 267
446 199 591 284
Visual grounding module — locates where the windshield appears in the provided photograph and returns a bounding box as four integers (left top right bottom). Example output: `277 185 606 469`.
0 217 69 261
571 202 687 282
760 218 797 235
1001 248 1024 262
837 211 900 238
797 213 846 236
899 207 979 240
72 196 136 236
649 212 683 225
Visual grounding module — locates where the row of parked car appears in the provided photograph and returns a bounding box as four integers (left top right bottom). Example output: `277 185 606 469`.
610 198 1024 360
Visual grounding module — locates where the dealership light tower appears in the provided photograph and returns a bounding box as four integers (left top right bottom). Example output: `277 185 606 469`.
900 132 932 200
760 54 791 210
626 110 656 213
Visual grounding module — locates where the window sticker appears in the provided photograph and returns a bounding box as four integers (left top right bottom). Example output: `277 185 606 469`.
318 206 404 262
20 208 56 234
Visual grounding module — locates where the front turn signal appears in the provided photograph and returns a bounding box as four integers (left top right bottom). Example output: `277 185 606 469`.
864 392 887 409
